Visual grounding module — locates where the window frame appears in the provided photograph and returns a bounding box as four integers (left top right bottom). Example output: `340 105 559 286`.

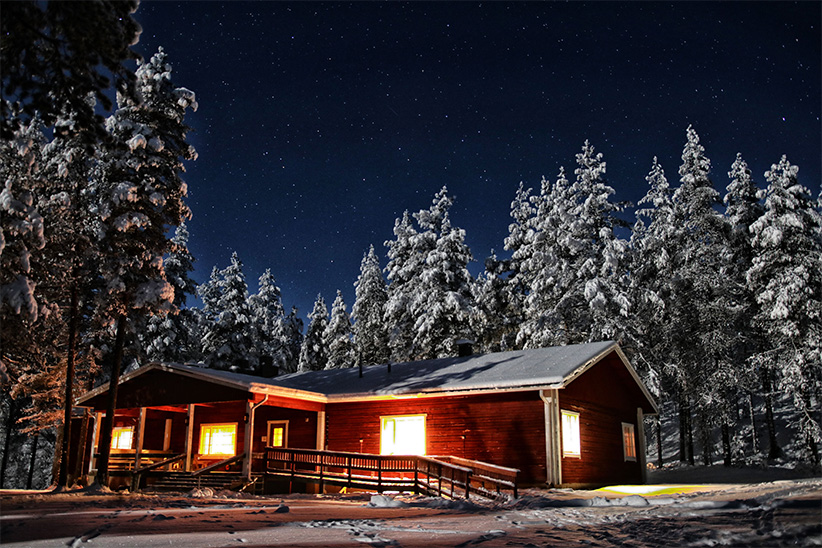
266 420 289 448
621 422 637 462
561 410 581 458
379 414 427 456
198 422 238 457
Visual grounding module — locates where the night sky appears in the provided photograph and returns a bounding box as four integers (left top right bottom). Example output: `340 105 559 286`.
131 1 821 320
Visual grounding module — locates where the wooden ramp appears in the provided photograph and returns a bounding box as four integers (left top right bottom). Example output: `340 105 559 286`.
263 448 519 501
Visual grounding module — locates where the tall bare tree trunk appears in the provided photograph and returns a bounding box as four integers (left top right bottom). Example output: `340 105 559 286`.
26 433 39 489
93 314 127 488
1 397 17 488
761 368 783 461
57 283 79 488
748 394 758 457
656 415 663 469
721 421 732 466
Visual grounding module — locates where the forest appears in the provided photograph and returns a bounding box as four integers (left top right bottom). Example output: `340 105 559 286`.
1 1 820 490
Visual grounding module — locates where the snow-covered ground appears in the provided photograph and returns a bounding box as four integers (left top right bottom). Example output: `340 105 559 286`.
1 474 819 547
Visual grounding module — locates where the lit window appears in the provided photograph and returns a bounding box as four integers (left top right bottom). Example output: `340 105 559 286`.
199 423 237 456
380 415 426 455
622 422 637 461
561 410 581 457
267 421 288 448
111 426 134 450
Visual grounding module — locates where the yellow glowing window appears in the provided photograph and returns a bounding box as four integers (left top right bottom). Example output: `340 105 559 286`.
561 410 581 457
380 415 426 455
199 423 237 456
267 421 288 448
622 422 637 461
111 426 134 450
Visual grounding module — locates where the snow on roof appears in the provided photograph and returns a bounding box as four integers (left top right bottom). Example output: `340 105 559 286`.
158 340 622 400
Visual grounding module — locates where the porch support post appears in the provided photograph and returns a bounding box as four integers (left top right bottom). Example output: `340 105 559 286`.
637 407 648 484
133 407 146 470
131 407 146 491
163 418 172 452
316 410 326 451
184 404 195 472
540 389 562 487
89 412 102 474
243 400 254 480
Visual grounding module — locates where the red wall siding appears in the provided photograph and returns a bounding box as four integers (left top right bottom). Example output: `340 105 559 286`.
191 401 246 461
326 391 547 483
253 405 318 451
559 354 645 486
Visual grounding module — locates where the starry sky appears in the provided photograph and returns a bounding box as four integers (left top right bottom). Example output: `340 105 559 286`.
131 1 821 320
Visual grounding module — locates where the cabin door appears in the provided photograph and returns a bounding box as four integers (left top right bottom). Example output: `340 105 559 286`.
266 420 289 448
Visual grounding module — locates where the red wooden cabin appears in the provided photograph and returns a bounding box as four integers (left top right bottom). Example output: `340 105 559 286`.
73 340 657 490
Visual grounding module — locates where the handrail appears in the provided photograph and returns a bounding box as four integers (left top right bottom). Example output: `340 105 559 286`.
134 453 185 474
192 452 246 476
263 448 518 501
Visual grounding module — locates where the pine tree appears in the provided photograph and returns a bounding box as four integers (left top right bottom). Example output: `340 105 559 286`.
298 295 328 372
91 48 197 487
668 125 725 464
352 246 389 366
281 306 304 374
1 1 141 142
324 290 354 369
143 222 198 363
411 210 475 359
721 153 767 462
383 211 420 362
748 156 822 466
201 252 256 372
248 269 287 369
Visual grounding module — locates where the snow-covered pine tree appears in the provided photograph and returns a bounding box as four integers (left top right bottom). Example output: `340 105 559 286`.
352 245 389 366
668 125 726 465
568 141 631 345
248 269 287 372
383 211 421 363
281 306 304 373
471 253 518 352
91 48 197 487
324 290 354 369
200 252 256 372
747 156 822 466
298 295 328 372
143 222 198 363
721 153 768 463
411 206 475 359
517 172 570 348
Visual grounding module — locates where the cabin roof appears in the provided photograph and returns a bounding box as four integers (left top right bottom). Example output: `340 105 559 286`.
76 341 657 412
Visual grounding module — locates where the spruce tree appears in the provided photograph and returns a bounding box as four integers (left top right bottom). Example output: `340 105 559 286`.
748 156 822 466
383 211 420 362
298 295 328 372
324 290 354 369
352 246 389 366
248 269 287 370
91 48 197 487
201 252 256 372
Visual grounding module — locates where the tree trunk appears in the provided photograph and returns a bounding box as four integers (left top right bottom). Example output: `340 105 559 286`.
73 410 90 484
721 421 732 466
761 368 783 461
1 397 17 488
93 314 127 488
26 433 39 489
748 393 758 457
656 415 663 469
678 396 687 464
57 283 80 488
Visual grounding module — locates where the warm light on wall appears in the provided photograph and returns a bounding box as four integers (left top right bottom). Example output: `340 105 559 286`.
199 423 237 456
380 414 426 455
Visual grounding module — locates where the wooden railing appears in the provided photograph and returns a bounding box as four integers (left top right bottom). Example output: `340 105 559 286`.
97 450 183 471
192 453 246 476
264 448 518 501
130 453 186 491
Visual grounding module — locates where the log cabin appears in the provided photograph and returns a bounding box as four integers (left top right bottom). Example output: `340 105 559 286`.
71 340 657 492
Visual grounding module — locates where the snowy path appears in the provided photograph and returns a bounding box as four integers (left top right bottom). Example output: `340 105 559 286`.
1 479 820 547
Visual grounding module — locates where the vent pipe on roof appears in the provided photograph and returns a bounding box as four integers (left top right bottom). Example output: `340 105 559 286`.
457 339 475 357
